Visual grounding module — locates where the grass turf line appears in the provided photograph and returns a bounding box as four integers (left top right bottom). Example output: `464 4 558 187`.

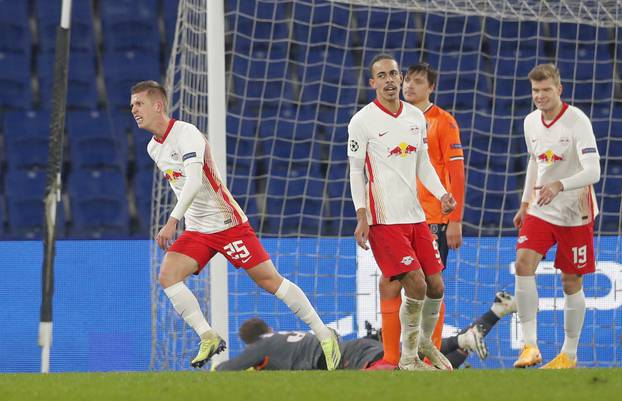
0 369 620 401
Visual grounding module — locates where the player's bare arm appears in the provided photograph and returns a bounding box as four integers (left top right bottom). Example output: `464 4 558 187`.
513 202 530 229
446 220 462 249
354 208 370 250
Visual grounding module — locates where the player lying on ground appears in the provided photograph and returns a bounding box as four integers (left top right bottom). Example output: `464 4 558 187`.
214 292 516 371
130 80 340 370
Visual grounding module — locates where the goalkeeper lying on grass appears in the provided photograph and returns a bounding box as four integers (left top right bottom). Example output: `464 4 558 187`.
215 292 516 371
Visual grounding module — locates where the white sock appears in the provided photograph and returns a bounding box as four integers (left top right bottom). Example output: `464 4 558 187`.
164 281 212 338
515 275 538 347
275 279 331 341
491 301 507 318
399 296 424 360
561 289 585 360
421 295 443 340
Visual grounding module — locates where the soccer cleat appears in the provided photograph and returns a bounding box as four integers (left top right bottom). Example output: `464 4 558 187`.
460 324 489 360
320 328 341 371
191 335 227 368
364 358 398 371
540 352 577 369
513 344 542 368
398 356 438 371
418 338 453 371
492 291 517 318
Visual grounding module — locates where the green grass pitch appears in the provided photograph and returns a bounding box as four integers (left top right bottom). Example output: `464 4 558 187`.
1 369 620 401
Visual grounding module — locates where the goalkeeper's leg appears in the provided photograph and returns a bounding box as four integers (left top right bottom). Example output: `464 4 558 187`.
246 260 341 370
441 291 517 367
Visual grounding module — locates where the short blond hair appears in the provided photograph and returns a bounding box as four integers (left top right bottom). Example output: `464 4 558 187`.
131 80 168 111
528 63 561 86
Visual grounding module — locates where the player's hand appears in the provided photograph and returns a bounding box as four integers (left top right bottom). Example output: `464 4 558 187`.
446 221 462 249
156 218 178 250
440 193 456 215
354 219 370 250
535 181 563 206
513 204 529 229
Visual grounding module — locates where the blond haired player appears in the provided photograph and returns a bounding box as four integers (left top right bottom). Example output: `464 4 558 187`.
513 64 600 369
130 81 340 370
348 54 456 371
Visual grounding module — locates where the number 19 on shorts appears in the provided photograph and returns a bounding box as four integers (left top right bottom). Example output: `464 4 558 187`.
572 245 587 266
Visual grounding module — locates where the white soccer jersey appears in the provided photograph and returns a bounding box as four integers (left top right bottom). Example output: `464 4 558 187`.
348 100 430 225
523 103 600 226
147 119 247 233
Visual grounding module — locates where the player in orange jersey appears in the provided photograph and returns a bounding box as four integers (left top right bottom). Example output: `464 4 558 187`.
367 63 466 370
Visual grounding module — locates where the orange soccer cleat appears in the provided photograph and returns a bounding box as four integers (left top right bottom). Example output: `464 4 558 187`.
364 358 398 371
540 352 577 369
513 344 542 368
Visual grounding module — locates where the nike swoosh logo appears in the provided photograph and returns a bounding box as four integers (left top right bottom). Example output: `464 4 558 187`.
379 131 389 137
241 256 253 263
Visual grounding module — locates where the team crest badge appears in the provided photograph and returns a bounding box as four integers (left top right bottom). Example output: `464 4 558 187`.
401 256 414 266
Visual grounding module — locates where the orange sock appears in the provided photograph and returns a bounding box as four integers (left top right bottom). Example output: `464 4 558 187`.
430 300 445 350
380 296 402 365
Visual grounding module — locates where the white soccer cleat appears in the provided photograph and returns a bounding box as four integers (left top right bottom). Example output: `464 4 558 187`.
418 338 453 371
459 324 488 360
398 355 438 371
492 291 517 318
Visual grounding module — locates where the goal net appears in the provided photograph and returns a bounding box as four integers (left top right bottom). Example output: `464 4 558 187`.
152 0 622 369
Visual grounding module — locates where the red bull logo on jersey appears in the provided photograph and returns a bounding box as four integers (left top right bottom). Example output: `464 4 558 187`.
163 169 183 182
388 142 417 158
537 150 564 165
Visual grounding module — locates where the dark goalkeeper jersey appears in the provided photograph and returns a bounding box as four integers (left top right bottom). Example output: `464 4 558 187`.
216 332 324 371
216 332 384 371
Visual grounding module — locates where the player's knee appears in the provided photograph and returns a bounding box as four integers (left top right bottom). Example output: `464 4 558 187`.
426 277 444 298
514 257 536 276
158 264 185 288
256 272 283 294
257 277 280 294
379 276 402 298
158 269 175 288
400 270 427 298
561 274 582 295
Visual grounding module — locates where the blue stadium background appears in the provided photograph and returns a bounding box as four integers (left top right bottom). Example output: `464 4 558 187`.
0 0 621 371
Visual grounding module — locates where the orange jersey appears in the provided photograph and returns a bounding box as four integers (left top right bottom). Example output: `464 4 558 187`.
417 104 465 224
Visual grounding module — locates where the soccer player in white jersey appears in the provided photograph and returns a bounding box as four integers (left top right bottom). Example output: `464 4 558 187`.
348 54 457 371
129 80 340 370
512 64 600 369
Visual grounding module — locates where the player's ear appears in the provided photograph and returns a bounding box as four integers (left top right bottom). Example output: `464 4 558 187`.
369 78 375 88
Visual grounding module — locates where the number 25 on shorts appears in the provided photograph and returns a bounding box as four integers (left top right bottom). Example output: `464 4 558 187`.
224 240 250 260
